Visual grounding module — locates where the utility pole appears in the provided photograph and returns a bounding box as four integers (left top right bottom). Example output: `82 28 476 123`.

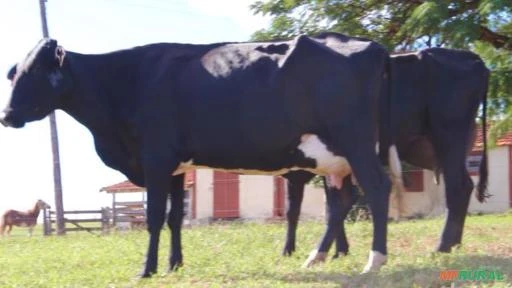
38 0 65 235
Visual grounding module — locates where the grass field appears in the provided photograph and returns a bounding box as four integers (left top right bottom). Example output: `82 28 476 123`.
0 212 511 287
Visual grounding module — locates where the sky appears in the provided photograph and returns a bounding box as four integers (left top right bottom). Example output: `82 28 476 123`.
0 0 269 213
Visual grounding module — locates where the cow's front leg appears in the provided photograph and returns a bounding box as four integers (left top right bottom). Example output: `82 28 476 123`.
140 161 177 278
167 174 185 271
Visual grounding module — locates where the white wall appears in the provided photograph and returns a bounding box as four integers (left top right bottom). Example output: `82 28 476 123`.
239 175 273 219
195 169 213 219
390 146 512 218
389 170 446 219
469 146 511 213
300 184 325 219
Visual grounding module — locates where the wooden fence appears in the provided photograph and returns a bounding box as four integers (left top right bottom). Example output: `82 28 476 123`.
42 208 111 235
112 201 145 228
42 193 192 235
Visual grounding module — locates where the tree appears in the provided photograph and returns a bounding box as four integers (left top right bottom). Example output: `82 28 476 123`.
250 0 512 140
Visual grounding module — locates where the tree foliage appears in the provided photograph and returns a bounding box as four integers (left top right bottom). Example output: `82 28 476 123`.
250 0 512 138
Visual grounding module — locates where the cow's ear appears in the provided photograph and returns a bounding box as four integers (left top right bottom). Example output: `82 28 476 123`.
7 65 17 81
55 46 65 67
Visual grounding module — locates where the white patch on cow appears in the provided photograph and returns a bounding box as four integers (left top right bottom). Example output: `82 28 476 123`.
20 39 48 73
173 134 352 178
297 134 351 176
362 250 387 273
388 145 405 193
11 39 49 87
388 145 406 218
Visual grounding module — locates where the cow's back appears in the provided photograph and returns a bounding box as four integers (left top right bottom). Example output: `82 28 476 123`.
170 34 387 170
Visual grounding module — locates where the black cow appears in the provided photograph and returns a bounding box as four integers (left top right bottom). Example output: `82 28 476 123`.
281 47 490 265
1 33 395 277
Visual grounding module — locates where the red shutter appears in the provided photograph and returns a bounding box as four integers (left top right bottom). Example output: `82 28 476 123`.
404 170 424 192
213 171 239 219
273 177 286 217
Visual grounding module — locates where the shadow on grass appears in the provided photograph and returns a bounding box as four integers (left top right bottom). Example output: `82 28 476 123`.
205 254 511 287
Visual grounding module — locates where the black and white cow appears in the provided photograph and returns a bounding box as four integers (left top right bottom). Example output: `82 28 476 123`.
281 47 490 266
1 33 399 277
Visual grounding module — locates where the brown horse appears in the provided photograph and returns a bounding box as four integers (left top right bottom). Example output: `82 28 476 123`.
0 200 51 236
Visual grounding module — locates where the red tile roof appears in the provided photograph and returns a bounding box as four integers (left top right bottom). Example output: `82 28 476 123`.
472 126 512 151
100 171 196 193
496 131 512 146
100 180 145 193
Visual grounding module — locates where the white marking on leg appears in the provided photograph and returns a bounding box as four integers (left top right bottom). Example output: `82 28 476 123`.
302 249 328 268
362 250 387 273
388 145 405 217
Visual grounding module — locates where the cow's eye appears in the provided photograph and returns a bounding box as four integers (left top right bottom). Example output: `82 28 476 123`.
31 64 43 74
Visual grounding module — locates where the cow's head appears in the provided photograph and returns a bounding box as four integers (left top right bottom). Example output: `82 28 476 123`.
0 38 71 128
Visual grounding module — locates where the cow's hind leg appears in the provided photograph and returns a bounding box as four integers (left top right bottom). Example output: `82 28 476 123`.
346 149 391 273
282 171 313 256
167 174 185 271
140 161 179 278
333 182 359 258
436 149 474 252
303 176 356 267
303 178 344 267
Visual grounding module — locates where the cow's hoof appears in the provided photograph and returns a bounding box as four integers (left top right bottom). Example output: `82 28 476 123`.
282 245 295 256
332 251 347 260
169 260 183 272
302 250 327 268
138 269 156 278
436 243 453 253
361 250 387 274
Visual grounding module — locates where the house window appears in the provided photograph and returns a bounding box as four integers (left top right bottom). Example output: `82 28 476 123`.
466 153 483 176
403 170 424 192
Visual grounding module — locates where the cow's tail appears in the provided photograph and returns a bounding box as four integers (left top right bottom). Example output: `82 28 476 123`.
476 69 490 203
379 56 405 198
378 56 393 164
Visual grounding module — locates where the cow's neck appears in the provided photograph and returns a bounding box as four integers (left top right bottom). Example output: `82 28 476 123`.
59 51 144 185
61 51 139 135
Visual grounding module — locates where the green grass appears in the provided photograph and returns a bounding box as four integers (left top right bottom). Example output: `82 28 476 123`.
0 212 511 287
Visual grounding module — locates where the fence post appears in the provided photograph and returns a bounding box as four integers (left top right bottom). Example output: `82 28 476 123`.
42 207 51 236
101 207 110 235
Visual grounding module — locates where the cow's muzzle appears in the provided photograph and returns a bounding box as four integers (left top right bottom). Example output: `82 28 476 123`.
0 112 9 127
0 111 24 128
